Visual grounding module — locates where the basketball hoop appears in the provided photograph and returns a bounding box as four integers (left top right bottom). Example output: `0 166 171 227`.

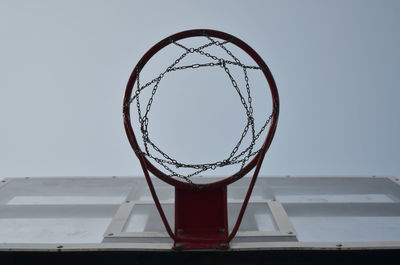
123 29 279 249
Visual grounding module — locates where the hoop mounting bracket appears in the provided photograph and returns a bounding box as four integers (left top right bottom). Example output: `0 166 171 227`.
174 186 229 249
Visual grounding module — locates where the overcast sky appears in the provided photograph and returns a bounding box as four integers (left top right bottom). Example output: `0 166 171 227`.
0 0 399 180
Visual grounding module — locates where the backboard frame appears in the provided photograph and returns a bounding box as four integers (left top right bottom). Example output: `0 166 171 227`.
0 175 400 252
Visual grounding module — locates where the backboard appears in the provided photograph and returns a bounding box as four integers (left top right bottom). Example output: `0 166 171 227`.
1 175 400 264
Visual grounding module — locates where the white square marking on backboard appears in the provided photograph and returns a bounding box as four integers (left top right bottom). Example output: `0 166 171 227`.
254 213 277 231
124 214 149 232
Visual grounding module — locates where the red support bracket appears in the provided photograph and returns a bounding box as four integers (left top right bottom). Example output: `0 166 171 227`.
174 186 229 249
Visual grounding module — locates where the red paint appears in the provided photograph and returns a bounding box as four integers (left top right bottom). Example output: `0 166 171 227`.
123 29 280 249
174 186 228 249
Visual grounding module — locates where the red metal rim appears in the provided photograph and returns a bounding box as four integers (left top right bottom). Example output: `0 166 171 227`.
123 29 280 190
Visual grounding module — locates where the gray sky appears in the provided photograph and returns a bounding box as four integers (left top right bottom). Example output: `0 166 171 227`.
0 0 399 179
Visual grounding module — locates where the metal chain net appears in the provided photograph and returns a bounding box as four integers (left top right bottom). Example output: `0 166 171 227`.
127 34 276 184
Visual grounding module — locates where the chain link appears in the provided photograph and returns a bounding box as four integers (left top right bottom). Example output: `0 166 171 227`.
128 34 275 183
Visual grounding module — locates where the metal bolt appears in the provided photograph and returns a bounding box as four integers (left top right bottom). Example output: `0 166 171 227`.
108 233 114 236
219 243 228 248
177 229 184 234
218 228 225 232
336 244 343 248
175 243 184 249
57 245 63 249
125 200 130 203
287 231 293 235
